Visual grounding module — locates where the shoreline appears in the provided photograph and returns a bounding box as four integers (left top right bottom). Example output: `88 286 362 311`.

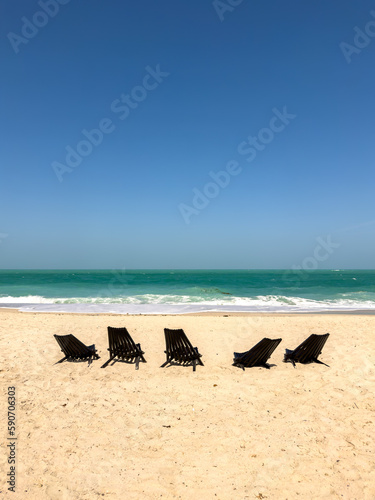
1 306 375 316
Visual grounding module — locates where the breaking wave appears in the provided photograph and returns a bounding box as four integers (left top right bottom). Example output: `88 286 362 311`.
1 293 374 314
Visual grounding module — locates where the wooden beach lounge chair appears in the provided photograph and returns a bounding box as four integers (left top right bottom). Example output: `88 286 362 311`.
101 326 146 369
160 328 204 371
54 334 99 364
233 337 282 370
283 333 330 367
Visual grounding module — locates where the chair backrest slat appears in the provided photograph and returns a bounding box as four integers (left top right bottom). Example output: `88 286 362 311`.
107 327 142 358
164 328 201 362
237 338 282 367
285 333 329 365
54 334 95 360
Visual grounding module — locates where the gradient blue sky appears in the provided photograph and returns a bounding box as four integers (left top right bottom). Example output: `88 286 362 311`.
1 0 374 269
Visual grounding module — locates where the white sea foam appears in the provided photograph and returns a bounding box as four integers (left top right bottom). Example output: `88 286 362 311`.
0 293 374 314
0 295 55 304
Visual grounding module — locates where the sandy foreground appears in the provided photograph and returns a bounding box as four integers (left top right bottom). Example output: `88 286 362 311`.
0 309 374 500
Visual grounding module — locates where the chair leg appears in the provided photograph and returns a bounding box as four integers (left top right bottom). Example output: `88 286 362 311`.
313 358 329 367
101 355 116 369
284 357 296 367
55 356 67 364
135 356 140 370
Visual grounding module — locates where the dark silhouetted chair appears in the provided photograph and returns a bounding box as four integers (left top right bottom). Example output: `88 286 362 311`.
54 334 99 364
283 333 330 367
233 337 282 370
101 326 146 369
161 328 203 371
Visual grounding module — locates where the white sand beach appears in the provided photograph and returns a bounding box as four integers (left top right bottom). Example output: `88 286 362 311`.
0 309 374 499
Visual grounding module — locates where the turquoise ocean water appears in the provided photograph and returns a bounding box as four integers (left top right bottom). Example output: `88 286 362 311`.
0 269 374 314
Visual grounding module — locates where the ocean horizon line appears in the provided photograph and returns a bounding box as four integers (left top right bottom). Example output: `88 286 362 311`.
1 268 374 272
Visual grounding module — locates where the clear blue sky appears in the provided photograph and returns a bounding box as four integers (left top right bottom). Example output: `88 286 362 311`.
1 0 374 269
